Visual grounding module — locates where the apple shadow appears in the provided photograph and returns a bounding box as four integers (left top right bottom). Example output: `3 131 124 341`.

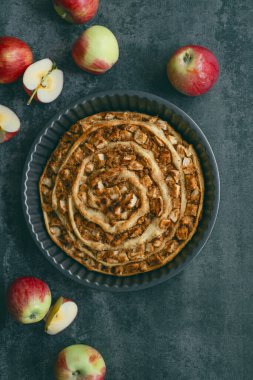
0 281 8 332
25 0 64 24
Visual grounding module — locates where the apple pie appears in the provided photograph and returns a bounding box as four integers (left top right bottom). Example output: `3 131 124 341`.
39 111 204 276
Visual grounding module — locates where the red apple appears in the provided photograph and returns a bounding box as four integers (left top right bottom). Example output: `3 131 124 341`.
23 58 64 104
167 45 219 96
0 36 33 84
72 25 119 74
0 105 20 143
55 344 106 380
53 0 99 24
7 276 52 324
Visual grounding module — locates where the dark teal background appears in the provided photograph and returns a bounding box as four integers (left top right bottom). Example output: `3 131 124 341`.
0 1 252 379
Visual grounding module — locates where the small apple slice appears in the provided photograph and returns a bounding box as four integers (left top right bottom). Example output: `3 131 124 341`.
45 296 78 335
0 105 20 143
23 58 64 105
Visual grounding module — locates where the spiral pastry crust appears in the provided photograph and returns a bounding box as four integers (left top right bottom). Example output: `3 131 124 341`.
39 112 204 276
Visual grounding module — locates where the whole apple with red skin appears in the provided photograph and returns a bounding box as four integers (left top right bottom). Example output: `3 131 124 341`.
0 105 20 143
55 344 106 380
7 277 51 324
53 0 99 24
0 36 33 84
72 25 119 74
167 45 219 96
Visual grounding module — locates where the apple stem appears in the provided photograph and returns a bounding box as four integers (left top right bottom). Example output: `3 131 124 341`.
27 62 57 105
183 52 192 64
27 88 38 106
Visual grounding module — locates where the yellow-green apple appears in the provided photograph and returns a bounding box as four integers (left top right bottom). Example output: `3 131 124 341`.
0 105 20 143
55 344 106 380
23 58 64 105
53 0 99 24
7 276 51 324
0 36 33 84
167 45 219 96
45 296 78 335
72 25 119 74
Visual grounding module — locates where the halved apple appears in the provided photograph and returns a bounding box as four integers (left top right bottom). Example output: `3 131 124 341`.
0 105 20 143
45 296 78 335
23 58 64 105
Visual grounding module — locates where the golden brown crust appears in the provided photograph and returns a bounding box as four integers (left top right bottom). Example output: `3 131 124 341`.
39 112 204 276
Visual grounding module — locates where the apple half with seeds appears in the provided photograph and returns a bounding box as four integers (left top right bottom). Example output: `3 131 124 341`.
45 296 78 335
0 105 20 143
23 58 64 105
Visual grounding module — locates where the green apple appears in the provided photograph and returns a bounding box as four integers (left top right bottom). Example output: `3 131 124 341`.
72 25 119 74
55 344 106 380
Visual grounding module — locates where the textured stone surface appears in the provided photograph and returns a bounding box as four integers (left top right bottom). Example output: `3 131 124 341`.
0 0 252 379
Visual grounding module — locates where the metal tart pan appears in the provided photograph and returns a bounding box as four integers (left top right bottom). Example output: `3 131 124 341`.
22 90 220 291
